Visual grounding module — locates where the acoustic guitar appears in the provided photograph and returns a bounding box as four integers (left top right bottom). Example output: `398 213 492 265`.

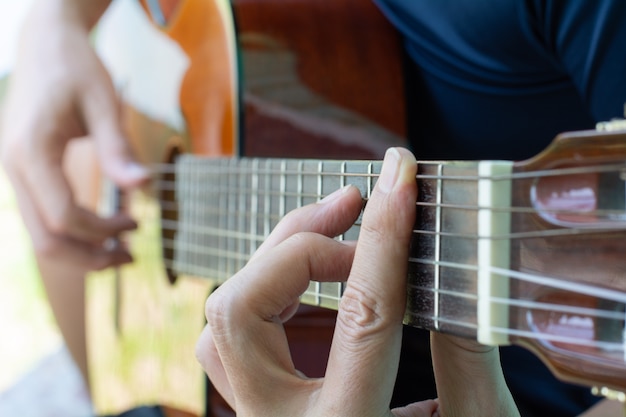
91 0 403 415
89 0 626 415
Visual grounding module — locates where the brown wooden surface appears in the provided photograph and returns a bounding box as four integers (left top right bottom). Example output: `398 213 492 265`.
510 129 626 392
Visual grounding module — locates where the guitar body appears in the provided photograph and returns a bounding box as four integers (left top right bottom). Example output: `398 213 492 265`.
80 0 406 415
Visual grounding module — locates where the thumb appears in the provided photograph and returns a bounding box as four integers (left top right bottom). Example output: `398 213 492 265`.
80 63 149 188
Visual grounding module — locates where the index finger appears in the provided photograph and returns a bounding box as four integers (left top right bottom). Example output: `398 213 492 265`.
323 147 418 415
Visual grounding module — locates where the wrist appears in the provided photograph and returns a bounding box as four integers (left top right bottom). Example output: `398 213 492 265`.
26 0 112 31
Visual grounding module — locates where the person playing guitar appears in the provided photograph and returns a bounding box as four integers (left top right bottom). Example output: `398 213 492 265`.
2 0 626 416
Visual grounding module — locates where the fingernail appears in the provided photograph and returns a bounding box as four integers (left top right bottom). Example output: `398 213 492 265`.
377 148 400 193
124 162 150 182
319 184 353 204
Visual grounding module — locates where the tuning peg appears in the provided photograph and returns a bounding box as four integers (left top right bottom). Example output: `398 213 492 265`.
591 386 626 403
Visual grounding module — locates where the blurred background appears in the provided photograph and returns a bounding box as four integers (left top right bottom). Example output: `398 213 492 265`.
0 3 209 416
0 0 64 390
0 0 93 415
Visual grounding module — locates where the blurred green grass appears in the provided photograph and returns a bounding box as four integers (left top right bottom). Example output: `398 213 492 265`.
0 156 62 391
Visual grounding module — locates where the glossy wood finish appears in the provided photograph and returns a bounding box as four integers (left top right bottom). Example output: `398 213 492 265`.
510 129 626 392
141 0 238 156
233 0 406 159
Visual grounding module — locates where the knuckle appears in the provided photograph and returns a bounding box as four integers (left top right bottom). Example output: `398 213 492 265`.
204 289 234 338
337 281 386 341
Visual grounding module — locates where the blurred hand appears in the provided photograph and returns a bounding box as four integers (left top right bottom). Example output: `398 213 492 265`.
0 2 148 272
196 148 520 417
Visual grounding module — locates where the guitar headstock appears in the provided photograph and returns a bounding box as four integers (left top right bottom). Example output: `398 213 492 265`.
507 120 626 394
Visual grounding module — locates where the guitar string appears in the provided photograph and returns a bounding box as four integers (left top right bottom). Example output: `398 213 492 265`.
141 157 626 241
153 195 624 246
149 179 626 221
403 312 624 352
152 256 624 351
149 255 626 352
146 159 626 181
155 189 624 220
158 218 626 245
155 184 623 217
133 228 626 307
123 219 626 351
128 191 626 305
117 160 626 349
410 288 626 321
303 288 625 352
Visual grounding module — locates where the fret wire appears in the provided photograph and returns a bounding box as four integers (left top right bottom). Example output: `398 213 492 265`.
218 161 226 276
280 160 286 219
434 163 443 331
264 159 271 239
367 161 373 200
251 159 260 253
238 160 247 269
297 160 304 209
316 160 323 305
228 160 237 275
194 158 204 272
317 161 323 202
339 161 347 301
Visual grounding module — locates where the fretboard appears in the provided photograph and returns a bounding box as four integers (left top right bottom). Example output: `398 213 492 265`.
171 155 514 342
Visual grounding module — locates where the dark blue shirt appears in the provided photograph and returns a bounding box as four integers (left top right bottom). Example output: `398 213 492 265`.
375 0 626 160
373 1 626 415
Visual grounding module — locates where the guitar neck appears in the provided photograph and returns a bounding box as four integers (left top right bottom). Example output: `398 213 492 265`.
169 154 515 344
161 135 626 392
